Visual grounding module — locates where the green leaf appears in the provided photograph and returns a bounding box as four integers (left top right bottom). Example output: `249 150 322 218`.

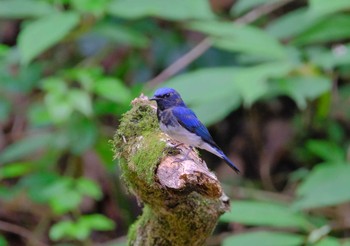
50 190 82 215
65 117 98 154
70 220 90 240
312 236 339 246
28 102 52 127
41 177 73 198
306 140 345 162
68 89 93 116
223 231 304 246
189 21 287 60
294 164 350 209
76 178 102 200
0 0 56 19
0 133 53 164
19 172 60 203
0 162 33 179
266 8 317 39
95 137 115 168
50 220 75 241
50 219 90 241
66 67 103 92
163 68 240 125
293 15 350 46
41 77 67 93
18 12 80 64
50 215 115 242
163 63 291 124
191 95 240 126
269 76 331 109
221 200 311 230
42 77 82 122
0 44 10 56
232 62 292 106
0 234 8 246
108 0 215 20
41 177 82 214
267 2 350 41
93 22 149 48
79 214 115 231
94 77 132 104
232 0 276 15
308 0 350 19
71 0 109 16
44 91 73 123
306 45 350 70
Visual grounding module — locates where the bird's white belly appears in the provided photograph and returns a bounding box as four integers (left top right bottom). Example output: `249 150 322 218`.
160 123 202 147
160 123 223 157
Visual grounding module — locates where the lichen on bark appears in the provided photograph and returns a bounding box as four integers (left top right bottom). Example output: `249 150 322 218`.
112 95 230 246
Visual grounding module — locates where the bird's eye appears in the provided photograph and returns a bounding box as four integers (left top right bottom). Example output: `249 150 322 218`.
164 93 170 98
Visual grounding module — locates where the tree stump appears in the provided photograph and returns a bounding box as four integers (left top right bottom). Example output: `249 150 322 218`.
112 95 230 246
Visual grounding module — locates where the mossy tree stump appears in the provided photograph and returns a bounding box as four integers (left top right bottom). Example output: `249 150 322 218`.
112 95 230 246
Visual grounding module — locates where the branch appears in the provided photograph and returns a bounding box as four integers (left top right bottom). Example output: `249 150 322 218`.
147 38 212 88
235 0 296 24
146 0 296 88
112 95 229 245
0 220 47 246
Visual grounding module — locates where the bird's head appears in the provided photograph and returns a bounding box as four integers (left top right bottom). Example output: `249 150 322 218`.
150 87 186 110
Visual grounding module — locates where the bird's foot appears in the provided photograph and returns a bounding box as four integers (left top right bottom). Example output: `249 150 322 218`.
165 143 184 156
171 142 184 150
172 156 191 164
171 147 194 163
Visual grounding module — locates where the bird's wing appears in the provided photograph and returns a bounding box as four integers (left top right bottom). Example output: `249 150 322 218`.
172 106 218 147
172 106 240 173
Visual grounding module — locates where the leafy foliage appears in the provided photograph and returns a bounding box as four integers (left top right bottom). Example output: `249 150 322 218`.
50 214 115 241
0 0 349 244
18 12 80 64
223 231 304 246
221 200 312 230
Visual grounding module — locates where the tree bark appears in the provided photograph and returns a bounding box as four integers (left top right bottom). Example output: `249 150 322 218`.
112 95 230 246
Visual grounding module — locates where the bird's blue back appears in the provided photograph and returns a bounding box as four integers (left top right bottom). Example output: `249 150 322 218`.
171 106 219 149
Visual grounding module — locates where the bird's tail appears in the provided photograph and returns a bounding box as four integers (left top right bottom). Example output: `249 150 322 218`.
218 150 240 173
202 144 240 173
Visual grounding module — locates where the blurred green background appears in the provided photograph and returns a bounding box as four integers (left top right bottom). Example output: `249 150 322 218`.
0 0 350 245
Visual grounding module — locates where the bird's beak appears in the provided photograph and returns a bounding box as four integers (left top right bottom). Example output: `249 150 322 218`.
150 96 157 101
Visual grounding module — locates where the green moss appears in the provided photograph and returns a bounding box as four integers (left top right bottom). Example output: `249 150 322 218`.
127 218 139 244
128 205 153 244
112 102 159 159
127 194 221 245
117 157 136 190
111 99 165 189
131 132 165 185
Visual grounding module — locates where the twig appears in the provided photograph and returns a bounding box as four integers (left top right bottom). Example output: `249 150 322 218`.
235 0 296 24
147 38 212 88
146 0 296 88
0 220 48 246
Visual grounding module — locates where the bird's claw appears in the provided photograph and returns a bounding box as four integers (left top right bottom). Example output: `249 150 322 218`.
171 156 194 164
171 158 188 163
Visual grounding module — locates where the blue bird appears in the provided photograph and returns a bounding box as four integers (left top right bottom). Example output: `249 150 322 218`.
150 87 240 173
